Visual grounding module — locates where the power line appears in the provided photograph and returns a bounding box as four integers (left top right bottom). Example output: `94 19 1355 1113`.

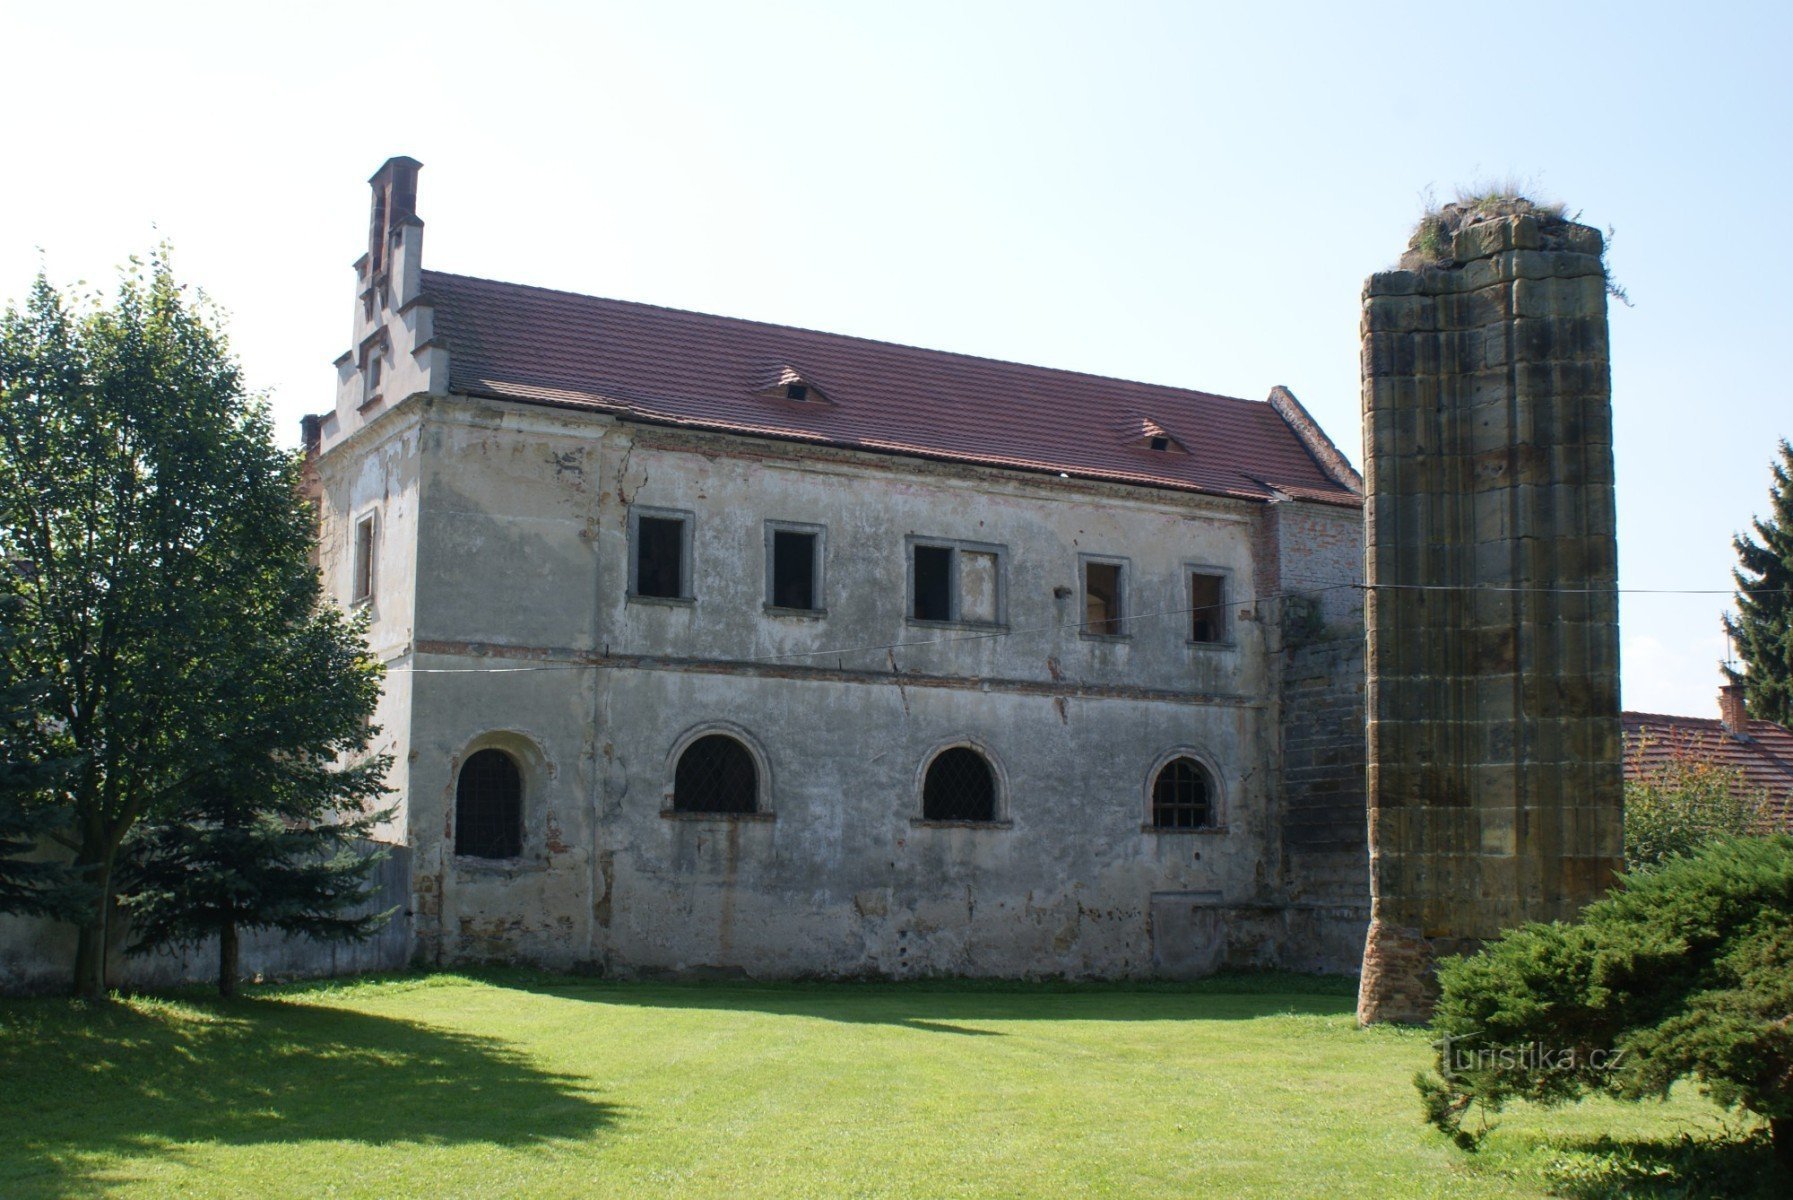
388 578 1770 675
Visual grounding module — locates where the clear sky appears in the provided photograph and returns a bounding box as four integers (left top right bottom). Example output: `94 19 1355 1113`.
3 0 1788 718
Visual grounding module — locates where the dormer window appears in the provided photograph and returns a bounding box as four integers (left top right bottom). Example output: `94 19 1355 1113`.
753 365 831 405
1122 416 1187 454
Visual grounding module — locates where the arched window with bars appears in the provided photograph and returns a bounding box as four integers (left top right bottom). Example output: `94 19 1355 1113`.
1151 756 1216 830
455 748 524 858
673 734 759 814
922 746 999 823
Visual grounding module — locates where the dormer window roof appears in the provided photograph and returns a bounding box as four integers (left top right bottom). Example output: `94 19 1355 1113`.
1121 416 1187 454
753 364 832 405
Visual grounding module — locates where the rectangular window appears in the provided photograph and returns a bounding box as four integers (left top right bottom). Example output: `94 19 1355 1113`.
1190 571 1227 643
1083 559 1125 637
352 513 377 604
913 545 953 621
631 510 692 600
766 523 824 612
909 540 1004 626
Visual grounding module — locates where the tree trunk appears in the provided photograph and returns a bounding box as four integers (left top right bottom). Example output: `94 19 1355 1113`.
218 918 239 999
71 854 113 1000
1773 1116 1790 1174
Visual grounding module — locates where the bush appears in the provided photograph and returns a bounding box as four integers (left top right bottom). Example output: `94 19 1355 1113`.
1625 733 1767 870
1418 836 1793 1172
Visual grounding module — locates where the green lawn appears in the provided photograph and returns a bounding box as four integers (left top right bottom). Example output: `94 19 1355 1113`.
0 972 1779 1199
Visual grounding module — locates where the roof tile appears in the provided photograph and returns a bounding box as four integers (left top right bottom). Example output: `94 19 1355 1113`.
423 271 1362 506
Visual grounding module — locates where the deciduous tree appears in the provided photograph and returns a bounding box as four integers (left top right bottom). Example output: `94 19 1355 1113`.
1624 733 1767 870
0 252 383 996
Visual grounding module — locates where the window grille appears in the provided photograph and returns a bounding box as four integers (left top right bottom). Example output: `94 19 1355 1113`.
1152 757 1213 829
674 735 758 813
456 749 523 858
923 747 997 822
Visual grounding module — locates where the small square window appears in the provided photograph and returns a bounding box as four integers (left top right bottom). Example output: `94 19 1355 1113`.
1083 560 1125 637
909 540 1004 626
1190 572 1227 643
784 382 809 402
767 524 823 612
352 513 377 604
632 510 692 600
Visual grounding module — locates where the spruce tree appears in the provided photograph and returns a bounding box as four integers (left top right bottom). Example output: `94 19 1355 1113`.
1725 440 1793 726
124 605 393 998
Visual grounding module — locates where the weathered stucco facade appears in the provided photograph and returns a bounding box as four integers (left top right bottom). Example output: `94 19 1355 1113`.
303 157 1371 981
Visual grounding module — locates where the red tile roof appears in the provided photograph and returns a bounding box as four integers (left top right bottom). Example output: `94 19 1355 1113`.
1622 711 1793 831
422 271 1362 507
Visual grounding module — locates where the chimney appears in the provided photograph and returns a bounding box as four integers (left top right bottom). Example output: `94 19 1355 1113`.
366 156 422 279
1719 684 1749 736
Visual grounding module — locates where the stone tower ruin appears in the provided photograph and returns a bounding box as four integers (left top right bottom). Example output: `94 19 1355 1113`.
1356 203 1624 1024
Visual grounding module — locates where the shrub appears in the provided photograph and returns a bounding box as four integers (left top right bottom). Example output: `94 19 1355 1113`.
1418 836 1793 1171
1624 733 1768 870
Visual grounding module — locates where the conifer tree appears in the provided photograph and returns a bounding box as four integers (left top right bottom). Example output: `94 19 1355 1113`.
1725 440 1793 726
124 605 393 998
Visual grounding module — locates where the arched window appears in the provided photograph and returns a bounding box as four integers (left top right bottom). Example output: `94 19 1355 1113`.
674 734 758 813
456 749 523 858
923 746 997 822
1152 757 1214 829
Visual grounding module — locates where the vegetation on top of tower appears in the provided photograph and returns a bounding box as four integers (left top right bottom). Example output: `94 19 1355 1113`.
1404 182 1569 267
1402 181 1630 304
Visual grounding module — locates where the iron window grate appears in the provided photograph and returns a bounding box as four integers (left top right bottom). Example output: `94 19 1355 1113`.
1152 757 1213 828
923 747 997 821
456 749 523 858
674 735 758 813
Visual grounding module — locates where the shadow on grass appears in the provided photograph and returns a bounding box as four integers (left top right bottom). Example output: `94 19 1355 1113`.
0 994 618 1198
481 967 1359 1032
1542 1129 1784 1200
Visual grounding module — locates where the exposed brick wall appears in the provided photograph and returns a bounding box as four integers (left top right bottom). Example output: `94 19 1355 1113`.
1272 499 1370 963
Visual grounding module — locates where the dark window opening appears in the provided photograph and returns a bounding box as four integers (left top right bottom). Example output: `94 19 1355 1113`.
913 544 953 621
771 530 818 610
674 735 758 814
1191 572 1226 643
1149 435 1169 451
456 749 523 858
922 747 997 822
1152 757 1213 829
636 515 687 599
352 516 376 603
1084 561 1123 636
784 382 809 401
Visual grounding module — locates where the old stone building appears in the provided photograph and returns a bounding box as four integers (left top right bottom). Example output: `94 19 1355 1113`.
302 157 1369 979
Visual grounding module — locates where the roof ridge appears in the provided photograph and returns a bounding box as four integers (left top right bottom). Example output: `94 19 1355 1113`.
421 269 1267 408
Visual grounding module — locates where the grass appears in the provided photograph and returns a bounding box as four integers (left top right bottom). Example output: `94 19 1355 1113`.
0 970 1779 1198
